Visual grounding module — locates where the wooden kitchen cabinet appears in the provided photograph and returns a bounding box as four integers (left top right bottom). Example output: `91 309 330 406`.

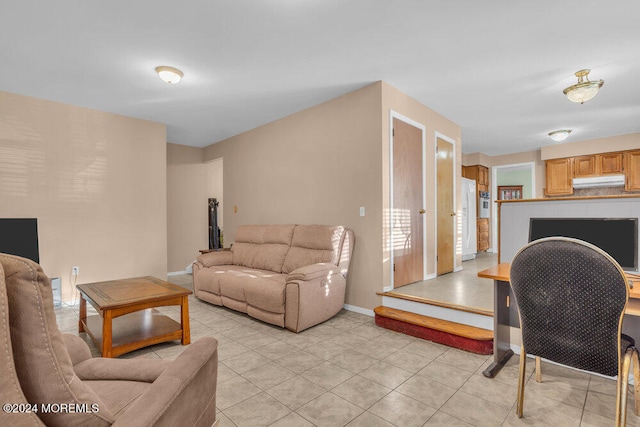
477 218 489 252
545 158 573 196
463 165 489 191
573 155 596 177
624 150 640 191
598 152 623 175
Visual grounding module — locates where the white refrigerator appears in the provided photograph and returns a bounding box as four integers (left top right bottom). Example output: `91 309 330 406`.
461 177 477 261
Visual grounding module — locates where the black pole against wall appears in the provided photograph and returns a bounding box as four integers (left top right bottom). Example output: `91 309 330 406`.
208 198 221 249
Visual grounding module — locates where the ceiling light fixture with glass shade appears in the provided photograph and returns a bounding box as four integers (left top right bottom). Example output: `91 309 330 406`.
155 66 183 84
563 69 604 104
548 129 572 142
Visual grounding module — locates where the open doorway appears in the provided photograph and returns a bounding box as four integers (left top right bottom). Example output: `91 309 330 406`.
491 162 535 252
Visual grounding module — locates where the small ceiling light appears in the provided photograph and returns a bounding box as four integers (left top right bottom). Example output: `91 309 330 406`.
155 66 183 84
563 69 604 104
548 129 572 142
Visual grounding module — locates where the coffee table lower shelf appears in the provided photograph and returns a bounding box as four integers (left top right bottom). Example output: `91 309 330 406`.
82 309 183 358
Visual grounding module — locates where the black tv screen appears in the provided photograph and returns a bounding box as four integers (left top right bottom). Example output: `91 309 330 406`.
529 218 638 271
0 218 40 263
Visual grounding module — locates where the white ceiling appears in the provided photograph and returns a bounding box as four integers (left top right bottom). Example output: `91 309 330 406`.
1 1 639 156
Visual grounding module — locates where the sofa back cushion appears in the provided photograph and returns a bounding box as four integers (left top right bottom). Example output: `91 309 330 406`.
282 225 344 273
232 224 295 273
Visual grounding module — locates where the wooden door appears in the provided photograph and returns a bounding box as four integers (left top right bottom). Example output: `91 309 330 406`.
392 118 424 288
437 138 454 275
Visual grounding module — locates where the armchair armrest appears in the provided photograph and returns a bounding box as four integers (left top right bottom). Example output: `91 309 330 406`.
197 250 233 267
112 337 218 427
63 333 93 366
286 263 338 282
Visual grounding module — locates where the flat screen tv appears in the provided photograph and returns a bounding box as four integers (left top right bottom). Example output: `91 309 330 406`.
0 218 40 263
529 218 638 272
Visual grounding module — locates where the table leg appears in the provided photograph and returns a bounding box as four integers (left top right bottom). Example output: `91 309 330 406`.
102 309 113 358
181 295 191 345
79 295 87 333
483 279 517 378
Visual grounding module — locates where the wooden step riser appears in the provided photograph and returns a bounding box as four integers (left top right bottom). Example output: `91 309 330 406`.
375 314 493 355
374 306 493 355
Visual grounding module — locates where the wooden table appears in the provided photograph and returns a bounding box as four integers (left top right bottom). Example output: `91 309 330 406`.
77 276 192 358
478 264 640 378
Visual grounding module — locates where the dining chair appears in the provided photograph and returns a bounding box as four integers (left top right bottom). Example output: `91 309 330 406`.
510 237 639 426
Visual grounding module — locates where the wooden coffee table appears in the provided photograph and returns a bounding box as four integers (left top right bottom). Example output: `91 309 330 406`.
77 276 192 358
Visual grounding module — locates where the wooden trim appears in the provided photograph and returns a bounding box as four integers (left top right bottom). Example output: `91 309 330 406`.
374 306 493 340
377 290 493 317
497 193 640 204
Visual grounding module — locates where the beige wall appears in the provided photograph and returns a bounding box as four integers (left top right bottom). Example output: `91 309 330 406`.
204 82 382 311
541 132 640 160
203 81 461 311
0 91 167 301
167 143 223 272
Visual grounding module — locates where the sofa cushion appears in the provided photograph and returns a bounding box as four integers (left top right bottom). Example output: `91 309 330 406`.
232 224 295 273
282 225 344 273
244 275 287 314
195 264 246 295
219 268 285 302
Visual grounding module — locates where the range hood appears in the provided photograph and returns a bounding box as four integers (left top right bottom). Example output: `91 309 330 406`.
573 174 625 189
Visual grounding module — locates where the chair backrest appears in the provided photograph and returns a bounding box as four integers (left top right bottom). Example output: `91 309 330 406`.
0 259 44 426
509 237 628 377
0 253 113 426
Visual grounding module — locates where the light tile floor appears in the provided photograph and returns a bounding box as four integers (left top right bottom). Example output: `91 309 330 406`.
56 274 640 427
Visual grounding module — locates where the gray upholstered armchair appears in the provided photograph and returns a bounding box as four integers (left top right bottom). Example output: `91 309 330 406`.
510 237 639 426
0 253 218 427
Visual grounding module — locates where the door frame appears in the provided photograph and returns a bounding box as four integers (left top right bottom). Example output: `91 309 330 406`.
491 161 536 253
387 110 427 291
434 132 460 274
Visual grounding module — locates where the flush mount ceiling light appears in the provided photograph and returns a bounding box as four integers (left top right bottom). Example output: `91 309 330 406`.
563 69 604 104
548 129 572 142
155 66 183 84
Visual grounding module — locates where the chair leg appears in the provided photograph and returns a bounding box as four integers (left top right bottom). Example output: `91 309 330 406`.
616 347 634 427
535 356 542 383
633 348 640 416
517 344 527 418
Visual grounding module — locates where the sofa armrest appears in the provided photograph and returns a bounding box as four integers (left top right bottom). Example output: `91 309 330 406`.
63 333 93 366
197 250 233 267
285 268 346 333
112 337 218 427
286 263 338 282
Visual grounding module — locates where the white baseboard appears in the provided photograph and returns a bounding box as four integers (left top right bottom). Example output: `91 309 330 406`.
168 270 189 277
343 304 374 317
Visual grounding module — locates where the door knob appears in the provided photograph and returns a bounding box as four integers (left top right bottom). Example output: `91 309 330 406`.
419 209 426 214
450 212 456 216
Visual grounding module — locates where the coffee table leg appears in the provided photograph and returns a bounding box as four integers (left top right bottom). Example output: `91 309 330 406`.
78 295 86 333
102 309 113 358
181 295 191 345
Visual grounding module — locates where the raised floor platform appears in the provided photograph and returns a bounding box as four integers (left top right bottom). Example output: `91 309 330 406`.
376 253 497 354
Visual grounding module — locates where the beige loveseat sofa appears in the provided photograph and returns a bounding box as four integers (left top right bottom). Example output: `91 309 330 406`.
193 224 354 332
